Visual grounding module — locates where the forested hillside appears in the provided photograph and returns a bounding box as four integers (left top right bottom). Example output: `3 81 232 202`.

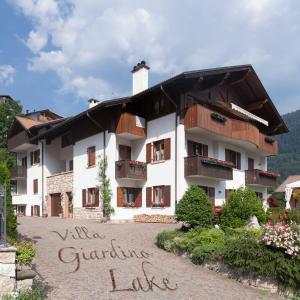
268 109 300 183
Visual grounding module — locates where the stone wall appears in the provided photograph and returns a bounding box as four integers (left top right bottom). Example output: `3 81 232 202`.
0 245 16 295
47 171 73 217
73 208 103 219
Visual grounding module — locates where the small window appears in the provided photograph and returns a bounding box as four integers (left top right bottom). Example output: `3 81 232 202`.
153 140 165 161
30 150 40 165
87 188 96 206
153 186 164 205
123 188 140 204
225 149 241 169
198 185 215 205
187 140 208 157
87 146 96 167
33 179 38 194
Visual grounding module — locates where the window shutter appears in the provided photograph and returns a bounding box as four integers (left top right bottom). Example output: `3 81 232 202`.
31 206 33 216
237 152 241 170
146 187 152 207
203 144 208 157
30 152 33 165
135 189 142 207
117 187 124 207
82 189 87 207
89 146 96 166
164 138 171 160
163 185 171 207
208 187 215 206
33 179 38 194
146 143 152 163
95 189 100 207
187 140 194 156
225 149 230 162
36 150 40 163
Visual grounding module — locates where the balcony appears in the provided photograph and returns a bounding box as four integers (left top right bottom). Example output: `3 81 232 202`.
245 169 278 187
10 166 27 180
115 160 147 180
184 156 233 180
183 104 278 156
116 112 146 140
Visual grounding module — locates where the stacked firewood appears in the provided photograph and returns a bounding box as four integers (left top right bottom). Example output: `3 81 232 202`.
133 214 176 224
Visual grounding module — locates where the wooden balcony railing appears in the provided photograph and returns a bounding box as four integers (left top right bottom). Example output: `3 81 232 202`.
10 165 27 180
115 160 147 180
184 156 233 180
183 104 278 155
116 113 146 139
245 169 278 187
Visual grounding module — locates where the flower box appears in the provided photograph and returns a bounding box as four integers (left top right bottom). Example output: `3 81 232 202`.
201 156 234 168
122 201 137 208
258 170 280 178
128 160 145 167
151 201 165 208
211 112 227 124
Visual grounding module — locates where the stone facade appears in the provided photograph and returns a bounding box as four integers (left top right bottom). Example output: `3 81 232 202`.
0 245 16 295
73 207 103 219
47 171 73 217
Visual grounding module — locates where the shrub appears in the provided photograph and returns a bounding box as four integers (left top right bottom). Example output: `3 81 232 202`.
287 209 300 224
220 188 266 229
156 230 182 251
267 207 287 224
175 185 213 228
15 241 36 265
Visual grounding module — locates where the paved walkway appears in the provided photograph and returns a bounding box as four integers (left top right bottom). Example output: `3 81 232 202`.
18 217 281 300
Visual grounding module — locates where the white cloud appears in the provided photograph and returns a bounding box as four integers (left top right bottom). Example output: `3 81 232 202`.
8 0 300 112
0 65 16 86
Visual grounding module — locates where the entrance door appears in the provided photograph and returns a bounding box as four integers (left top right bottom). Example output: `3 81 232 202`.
50 193 62 216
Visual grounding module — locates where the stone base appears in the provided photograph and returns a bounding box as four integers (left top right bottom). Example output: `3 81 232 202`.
0 245 16 293
73 208 103 219
17 279 33 292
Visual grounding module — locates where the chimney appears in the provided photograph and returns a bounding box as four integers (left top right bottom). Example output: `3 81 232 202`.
88 99 99 108
131 60 150 95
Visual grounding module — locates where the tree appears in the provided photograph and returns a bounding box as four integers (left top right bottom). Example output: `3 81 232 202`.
0 163 17 239
98 155 114 219
0 98 22 148
175 185 213 228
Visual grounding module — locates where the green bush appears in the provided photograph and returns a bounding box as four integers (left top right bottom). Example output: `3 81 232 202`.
267 207 286 224
287 209 300 224
156 230 182 251
175 185 213 228
223 229 300 289
220 188 266 229
15 241 36 265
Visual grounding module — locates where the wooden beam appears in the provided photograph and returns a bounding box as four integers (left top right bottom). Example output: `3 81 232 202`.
229 69 251 86
246 99 268 111
271 123 283 134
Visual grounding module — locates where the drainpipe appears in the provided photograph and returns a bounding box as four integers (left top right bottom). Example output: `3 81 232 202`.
41 140 45 215
160 85 178 205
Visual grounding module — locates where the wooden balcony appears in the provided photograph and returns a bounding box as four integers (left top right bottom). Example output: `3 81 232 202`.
245 169 278 187
115 160 147 180
183 104 278 156
116 112 146 140
184 156 233 180
10 166 27 180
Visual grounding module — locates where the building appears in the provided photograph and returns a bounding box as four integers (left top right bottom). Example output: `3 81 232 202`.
7 62 288 219
0 95 13 104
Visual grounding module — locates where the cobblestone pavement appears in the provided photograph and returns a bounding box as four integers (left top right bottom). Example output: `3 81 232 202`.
18 217 282 300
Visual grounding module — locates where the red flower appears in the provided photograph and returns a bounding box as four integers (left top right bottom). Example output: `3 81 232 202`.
213 205 223 213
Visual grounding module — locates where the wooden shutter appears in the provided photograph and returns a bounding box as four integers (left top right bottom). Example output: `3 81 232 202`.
146 143 152 163
31 206 33 216
225 149 230 162
203 144 208 157
33 179 38 194
163 185 171 207
36 205 40 216
187 140 194 156
119 145 131 160
248 158 254 170
117 187 124 207
36 150 40 163
135 189 142 207
95 189 100 207
82 189 87 207
164 138 171 160
237 152 241 170
30 152 33 165
208 187 215 206
88 146 96 166
146 187 152 207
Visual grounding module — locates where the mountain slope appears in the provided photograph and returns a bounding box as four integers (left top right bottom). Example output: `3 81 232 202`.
268 109 300 183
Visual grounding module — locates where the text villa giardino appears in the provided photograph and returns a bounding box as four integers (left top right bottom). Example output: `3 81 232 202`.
51 226 178 293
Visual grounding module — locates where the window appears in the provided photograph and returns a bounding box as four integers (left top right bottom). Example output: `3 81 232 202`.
30 150 40 165
124 188 140 204
198 185 215 205
119 145 131 160
21 157 27 167
225 149 241 169
153 186 164 205
33 179 38 194
154 140 165 161
187 140 208 157
256 192 263 200
117 187 142 207
248 158 254 170
69 160 73 171
87 188 96 206
87 146 96 167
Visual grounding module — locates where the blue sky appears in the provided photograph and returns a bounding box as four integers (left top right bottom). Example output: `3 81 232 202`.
1 0 300 117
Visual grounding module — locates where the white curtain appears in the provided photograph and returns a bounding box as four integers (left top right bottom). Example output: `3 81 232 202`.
285 187 293 209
